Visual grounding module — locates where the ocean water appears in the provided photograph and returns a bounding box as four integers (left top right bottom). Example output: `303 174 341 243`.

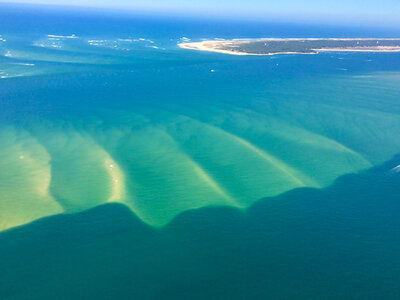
1 4 400 299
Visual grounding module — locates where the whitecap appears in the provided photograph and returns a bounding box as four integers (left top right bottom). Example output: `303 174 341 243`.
390 165 400 173
14 63 35 66
133 38 154 43
47 34 78 39
88 40 106 43
180 37 191 42
118 38 134 42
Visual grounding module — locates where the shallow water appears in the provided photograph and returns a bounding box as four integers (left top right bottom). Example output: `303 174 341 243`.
1 4 400 299
2 54 400 229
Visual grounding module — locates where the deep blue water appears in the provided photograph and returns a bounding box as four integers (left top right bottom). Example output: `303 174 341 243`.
1 4 400 299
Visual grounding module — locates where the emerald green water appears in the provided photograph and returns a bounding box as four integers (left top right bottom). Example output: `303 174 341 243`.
1 5 400 299
2 69 400 230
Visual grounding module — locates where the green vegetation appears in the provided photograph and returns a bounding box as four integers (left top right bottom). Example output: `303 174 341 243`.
218 39 400 54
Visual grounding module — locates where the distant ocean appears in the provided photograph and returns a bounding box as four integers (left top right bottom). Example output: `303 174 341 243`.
1 4 400 299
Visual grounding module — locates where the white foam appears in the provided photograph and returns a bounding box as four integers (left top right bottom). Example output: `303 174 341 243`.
390 165 400 173
88 39 106 43
34 41 63 49
133 38 154 43
180 37 191 42
48 34 78 39
118 38 155 44
14 63 35 66
87 37 157 51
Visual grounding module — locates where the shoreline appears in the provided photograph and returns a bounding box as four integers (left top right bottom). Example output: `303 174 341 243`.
178 38 400 56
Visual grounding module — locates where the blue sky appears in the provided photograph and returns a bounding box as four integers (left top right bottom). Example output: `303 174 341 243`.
2 0 400 25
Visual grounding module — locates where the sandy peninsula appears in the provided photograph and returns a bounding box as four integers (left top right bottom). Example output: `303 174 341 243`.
178 38 400 56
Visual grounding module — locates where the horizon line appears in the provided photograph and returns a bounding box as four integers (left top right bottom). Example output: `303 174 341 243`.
1 1 400 29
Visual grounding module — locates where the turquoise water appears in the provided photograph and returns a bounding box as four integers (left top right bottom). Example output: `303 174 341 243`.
1 4 400 299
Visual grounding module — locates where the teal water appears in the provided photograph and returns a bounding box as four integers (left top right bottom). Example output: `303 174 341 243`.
1 4 400 299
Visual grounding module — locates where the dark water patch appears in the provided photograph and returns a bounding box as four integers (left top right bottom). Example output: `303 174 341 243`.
1 156 400 299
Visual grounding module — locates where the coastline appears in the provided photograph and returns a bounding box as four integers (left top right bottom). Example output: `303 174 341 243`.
178 38 400 56
315 47 400 53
